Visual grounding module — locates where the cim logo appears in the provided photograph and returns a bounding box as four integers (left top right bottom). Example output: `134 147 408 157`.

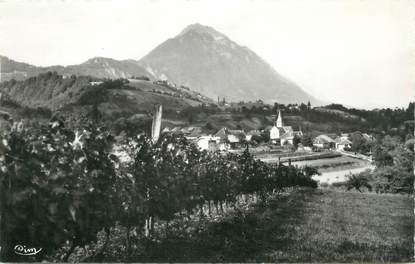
14 245 42 256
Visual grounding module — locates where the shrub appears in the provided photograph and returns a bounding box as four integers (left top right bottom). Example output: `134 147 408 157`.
345 171 372 192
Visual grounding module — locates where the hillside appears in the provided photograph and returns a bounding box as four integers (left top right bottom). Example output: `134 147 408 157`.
0 72 410 138
170 101 414 139
0 72 214 132
139 23 323 105
0 56 154 81
0 72 94 110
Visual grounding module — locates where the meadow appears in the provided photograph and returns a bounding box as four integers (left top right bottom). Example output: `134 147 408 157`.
259 189 413 262
313 165 374 184
255 150 341 163
98 188 414 262
290 155 370 172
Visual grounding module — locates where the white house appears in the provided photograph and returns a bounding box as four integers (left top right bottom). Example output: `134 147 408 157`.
246 130 261 142
197 135 228 151
196 135 217 150
280 132 294 146
335 137 352 151
90 81 103 86
196 136 211 150
227 134 239 144
313 134 335 149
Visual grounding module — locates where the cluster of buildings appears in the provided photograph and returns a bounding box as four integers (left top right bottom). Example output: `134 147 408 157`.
312 132 373 151
312 134 344 150
162 110 303 151
161 126 262 151
159 107 373 153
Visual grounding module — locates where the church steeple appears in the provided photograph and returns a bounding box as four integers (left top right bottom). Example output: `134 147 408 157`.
276 110 283 128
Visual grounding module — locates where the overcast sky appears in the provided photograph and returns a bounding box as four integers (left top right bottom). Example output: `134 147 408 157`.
0 0 413 109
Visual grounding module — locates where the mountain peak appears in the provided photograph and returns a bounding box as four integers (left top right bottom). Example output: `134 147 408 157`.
83 57 115 64
179 23 226 39
140 24 322 105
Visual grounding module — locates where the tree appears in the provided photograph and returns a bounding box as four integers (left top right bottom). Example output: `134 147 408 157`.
372 166 413 194
347 133 414 195
91 100 101 124
205 122 214 131
299 103 308 112
405 138 414 152
349 132 371 154
293 135 301 148
301 134 313 147
382 135 402 151
345 171 372 192
373 146 393 167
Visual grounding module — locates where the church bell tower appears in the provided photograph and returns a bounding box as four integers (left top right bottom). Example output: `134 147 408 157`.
276 110 283 128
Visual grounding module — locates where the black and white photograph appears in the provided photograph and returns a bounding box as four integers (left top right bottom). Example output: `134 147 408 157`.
0 0 414 262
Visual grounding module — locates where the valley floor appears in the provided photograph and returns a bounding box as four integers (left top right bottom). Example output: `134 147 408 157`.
256 189 413 262
122 189 414 262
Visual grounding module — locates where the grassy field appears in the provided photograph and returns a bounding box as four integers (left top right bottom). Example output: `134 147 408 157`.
290 155 369 172
137 189 413 262
256 151 342 164
259 189 413 262
313 166 374 184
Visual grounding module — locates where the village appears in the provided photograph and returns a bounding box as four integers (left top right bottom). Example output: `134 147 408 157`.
161 109 373 162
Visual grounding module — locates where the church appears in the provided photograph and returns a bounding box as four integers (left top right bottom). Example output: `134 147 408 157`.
269 110 303 146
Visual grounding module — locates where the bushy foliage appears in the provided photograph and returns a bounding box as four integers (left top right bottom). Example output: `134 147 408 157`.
349 131 373 154
132 76 150 81
345 171 373 192
301 134 313 147
346 134 414 194
0 121 318 262
0 122 117 261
